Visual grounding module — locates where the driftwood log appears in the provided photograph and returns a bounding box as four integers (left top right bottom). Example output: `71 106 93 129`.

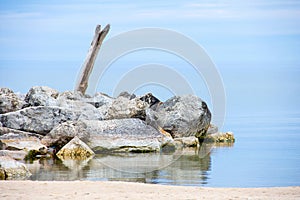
76 24 110 94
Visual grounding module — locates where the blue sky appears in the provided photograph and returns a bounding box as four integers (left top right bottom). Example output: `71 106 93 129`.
0 0 299 63
0 0 299 121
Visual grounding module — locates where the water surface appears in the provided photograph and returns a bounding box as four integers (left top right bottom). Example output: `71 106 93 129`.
25 113 300 187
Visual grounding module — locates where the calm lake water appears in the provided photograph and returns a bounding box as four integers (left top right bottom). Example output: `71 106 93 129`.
24 112 300 187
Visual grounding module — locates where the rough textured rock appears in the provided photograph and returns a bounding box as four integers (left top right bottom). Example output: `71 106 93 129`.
0 135 46 152
42 119 173 153
97 105 112 119
57 91 114 118
0 156 32 179
0 88 13 96
174 137 199 148
146 95 211 138
25 86 59 107
206 132 235 143
56 100 104 120
42 121 89 150
56 136 94 160
0 127 43 139
139 93 161 109
118 91 136 99
93 92 114 107
57 91 113 108
0 88 23 114
0 127 47 158
90 93 112 118
0 106 79 135
107 96 148 120
57 90 85 101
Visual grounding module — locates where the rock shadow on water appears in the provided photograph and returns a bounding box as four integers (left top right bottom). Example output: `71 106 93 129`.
26 144 213 186
83 146 213 186
26 156 94 181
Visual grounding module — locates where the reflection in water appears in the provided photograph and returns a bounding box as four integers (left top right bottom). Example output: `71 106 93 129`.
26 143 227 186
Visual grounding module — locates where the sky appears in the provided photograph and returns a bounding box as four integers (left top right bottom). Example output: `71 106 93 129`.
0 0 300 125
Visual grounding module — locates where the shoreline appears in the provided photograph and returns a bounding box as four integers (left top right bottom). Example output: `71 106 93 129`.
0 181 299 200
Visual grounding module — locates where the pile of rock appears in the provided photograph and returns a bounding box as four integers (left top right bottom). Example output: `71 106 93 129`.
0 86 233 179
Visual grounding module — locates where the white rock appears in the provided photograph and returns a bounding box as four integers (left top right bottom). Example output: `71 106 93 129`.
24 86 59 106
0 156 32 179
0 88 23 114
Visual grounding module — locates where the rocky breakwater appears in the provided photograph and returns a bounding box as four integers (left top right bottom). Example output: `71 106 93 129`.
0 86 234 180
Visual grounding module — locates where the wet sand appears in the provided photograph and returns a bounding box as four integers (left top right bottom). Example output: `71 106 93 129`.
0 181 299 200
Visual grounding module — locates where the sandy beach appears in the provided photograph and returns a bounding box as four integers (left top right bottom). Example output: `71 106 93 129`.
0 181 299 200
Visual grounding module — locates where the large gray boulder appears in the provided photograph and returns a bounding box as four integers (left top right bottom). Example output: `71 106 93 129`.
0 106 79 135
106 96 148 120
42 119 173 153
102 92 159 119
92 92 114 108
0 156 32 180
25 86 59 107
57 91 113 119
146 95 211 138
56 90 85 101
56 100 104 120
57 91 114 108
24 87 115 110
0 88 24 114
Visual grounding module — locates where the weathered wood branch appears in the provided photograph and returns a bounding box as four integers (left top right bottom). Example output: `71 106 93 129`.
76 24 110 94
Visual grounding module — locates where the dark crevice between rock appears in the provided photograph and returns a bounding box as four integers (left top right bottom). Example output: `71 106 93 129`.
0 168 8 180
50 136 74 154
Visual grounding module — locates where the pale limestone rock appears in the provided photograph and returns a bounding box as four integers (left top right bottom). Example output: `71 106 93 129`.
0 156 31 179
0 88 23 114
25 86 59 106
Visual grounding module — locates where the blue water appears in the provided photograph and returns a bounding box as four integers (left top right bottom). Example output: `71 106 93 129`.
210 113 300 187
24 112 300 187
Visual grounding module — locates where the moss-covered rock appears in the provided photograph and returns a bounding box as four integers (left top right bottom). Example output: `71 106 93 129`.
206 132 235 143
56 136 94 160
